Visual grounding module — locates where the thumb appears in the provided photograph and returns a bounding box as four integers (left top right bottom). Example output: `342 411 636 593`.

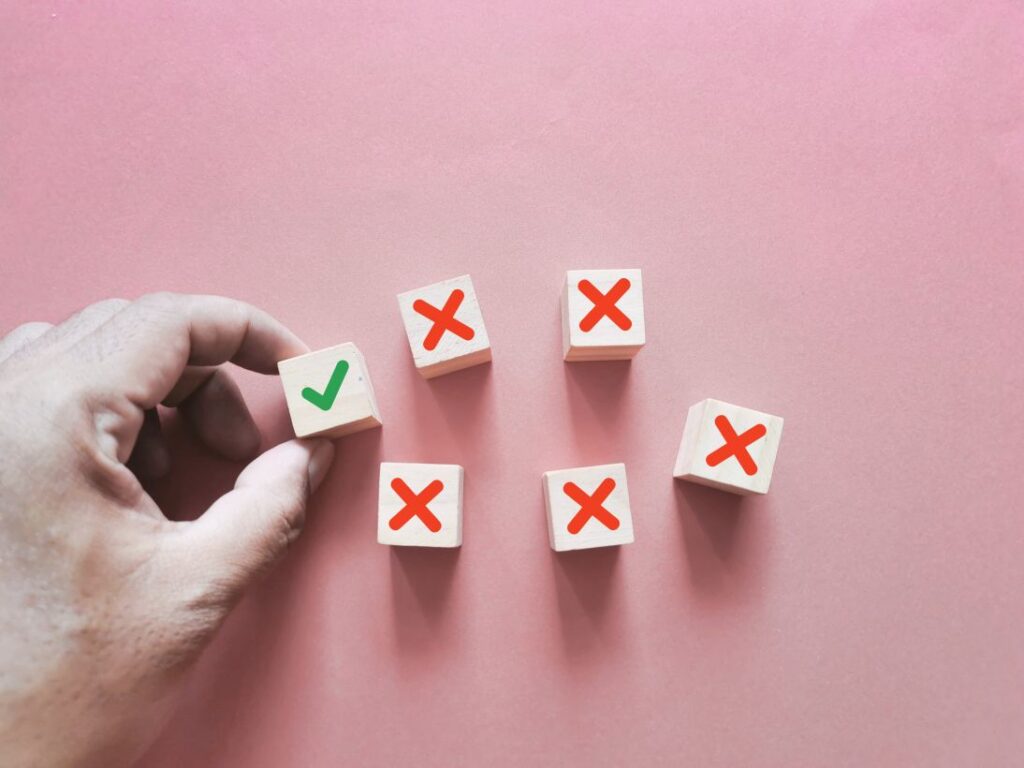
179 438 334 604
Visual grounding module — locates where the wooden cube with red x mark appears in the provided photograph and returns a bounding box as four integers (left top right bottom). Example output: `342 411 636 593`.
561 269 646 361
397 274 492 378
542 463 635 551
673 399 784 495
377 462 464 547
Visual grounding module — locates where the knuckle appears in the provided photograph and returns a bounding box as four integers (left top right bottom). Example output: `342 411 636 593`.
185 575 239 616
134 292 189 326
86 297 131 315
150 603 227 672
137 291 182 308
247 487 308 565
7 320 53 338
268 486 308 540
0 322 53 362
132 292 190 351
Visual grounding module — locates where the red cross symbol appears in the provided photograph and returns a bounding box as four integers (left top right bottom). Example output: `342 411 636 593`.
389 477 444 532
412 289 475 351
578 278 633 332
563 478 620 534
705 415 767 476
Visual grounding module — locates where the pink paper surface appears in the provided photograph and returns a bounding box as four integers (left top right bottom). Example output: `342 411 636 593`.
2 2 1023 766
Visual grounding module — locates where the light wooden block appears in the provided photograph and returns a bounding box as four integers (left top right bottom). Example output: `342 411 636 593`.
377 462 463 547
277 343 382 438
542 463 635 551
397 274 492 378
673 398 784 495
562 268 646 361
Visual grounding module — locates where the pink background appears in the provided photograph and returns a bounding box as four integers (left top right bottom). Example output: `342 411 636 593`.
3 2 1023 766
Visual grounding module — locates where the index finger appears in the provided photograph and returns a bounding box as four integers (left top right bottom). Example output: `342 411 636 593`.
76 292 309 408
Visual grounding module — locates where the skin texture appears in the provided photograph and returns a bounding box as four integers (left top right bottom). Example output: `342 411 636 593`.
0 293 335 768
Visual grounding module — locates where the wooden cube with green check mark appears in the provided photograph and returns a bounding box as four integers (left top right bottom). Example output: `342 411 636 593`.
278 343 382 438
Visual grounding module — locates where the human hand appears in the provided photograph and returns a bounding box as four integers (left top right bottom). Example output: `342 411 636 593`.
0 293 334 768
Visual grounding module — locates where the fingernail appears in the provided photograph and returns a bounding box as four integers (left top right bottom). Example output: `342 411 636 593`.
306 440 335 492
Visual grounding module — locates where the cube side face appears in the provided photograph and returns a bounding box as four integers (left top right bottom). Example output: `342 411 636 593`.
377 462 463 547
278 343 381 439
350 346 382 424
672 400 710 477
564 269 645 361
543 463 634 551
564 345 642 361
397 274 491 377
542 475 557 550
560 276 573 360
674 398 784 495
418 345 492 379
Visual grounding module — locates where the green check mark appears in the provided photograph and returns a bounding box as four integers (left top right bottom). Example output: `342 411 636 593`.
301 359 349 411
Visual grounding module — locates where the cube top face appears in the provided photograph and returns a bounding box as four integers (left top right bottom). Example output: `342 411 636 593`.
543 463 635 551
378 462 463 548
562 269 646 361
277 343 382 438
397 274 492 378
673 398 784 495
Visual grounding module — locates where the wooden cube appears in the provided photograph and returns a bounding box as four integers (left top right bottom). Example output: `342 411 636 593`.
673 398 784 495
378 462 463 547
397 274 492 378
562 268 645 361
542 462 635 551
278 343 382 438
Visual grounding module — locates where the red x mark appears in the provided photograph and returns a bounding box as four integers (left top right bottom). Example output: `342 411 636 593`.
389 477 444 532
578 278 632 332
705 415 767 476
564 478 620 534
412 289 475 351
